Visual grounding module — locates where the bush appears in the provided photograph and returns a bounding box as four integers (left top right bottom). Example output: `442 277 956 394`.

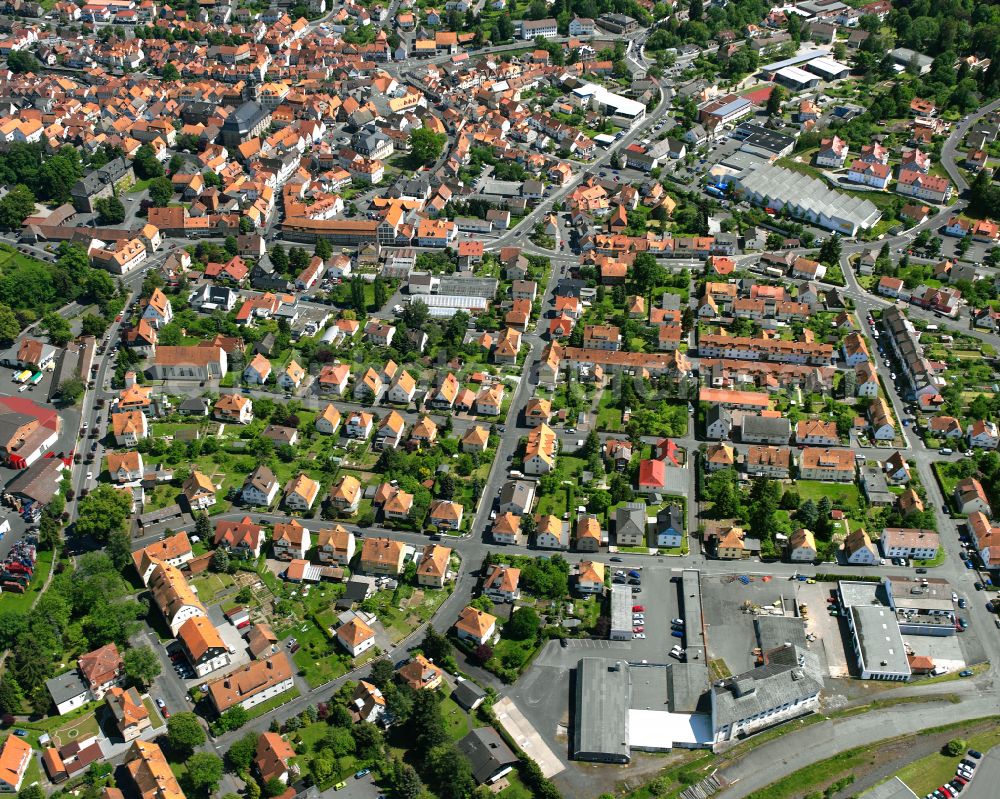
945 738 967 757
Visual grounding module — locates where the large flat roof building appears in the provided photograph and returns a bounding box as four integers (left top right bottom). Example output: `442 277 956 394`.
573 659 713 763
847 604 911 681
734 164 881 235
761 49 830 72
774 66 821 89
573 658 631 763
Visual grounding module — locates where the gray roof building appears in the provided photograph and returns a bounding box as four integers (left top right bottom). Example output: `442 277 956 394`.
889 48 933 74
614 501 646 545
610 583 633 641
573 658 631 763
456 727 519 784
7 456 64 506
223 101 269 136
736 124 796 158
741 414 791 444
498 480 535 515
710 660 823 743
70 157 133 211
734 164 881 236
860 466 894 506
46 670 89 710
451 679 487 711
848 604 911 680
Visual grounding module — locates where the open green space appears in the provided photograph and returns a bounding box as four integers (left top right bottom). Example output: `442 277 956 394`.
441 692 471 742
791 480 860 507
290 618 352 687
893 728 1000 797
362 583 452 644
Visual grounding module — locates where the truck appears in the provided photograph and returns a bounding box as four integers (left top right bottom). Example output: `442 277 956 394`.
705 184 726 198
29 372 42 386
13 370 30 383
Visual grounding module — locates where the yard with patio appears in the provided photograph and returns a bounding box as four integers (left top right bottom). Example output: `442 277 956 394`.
49 708 102 747
361 583 453 644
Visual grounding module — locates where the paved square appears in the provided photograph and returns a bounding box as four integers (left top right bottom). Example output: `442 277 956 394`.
494 696 564 778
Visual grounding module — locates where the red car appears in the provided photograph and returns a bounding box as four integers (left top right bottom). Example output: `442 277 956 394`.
633 626 644 633
632 605 645 612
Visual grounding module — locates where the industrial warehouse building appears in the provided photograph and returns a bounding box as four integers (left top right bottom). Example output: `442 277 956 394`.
572 659 713 763
733 164 882 235
571 83 647 127
805 57 851 81
774 66 821 90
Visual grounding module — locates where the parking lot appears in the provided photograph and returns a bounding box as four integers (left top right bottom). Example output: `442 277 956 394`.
797 581 850 677
312 773 382 799
609 562 684 661
701 573 810 676
0 359 82 562
905 632 967 673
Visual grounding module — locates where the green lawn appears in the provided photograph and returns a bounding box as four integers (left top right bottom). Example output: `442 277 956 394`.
913 546 947 568
16 699 102 748
484 637 540 683
290 619 351 687
189 571 236 605
595 390 624 431
127 177 158 194
776 156 826 181
933 463 961 509
791 480 860 507
497 772 535 799
571 596 602 631
50 708 102 747
894 728 1000 798
143 696 165 728
441 693 471 741
362 584 452 644
742 743 875 799
246 686 301 722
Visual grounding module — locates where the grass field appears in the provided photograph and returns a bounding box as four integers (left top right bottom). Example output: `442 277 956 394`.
893 728 1000 797
189 571 236 605
362 584 452 644
143 696 165 728
291 618 351 687
441 693 471 742
791 480 860 507
51 708 101 747
246 686 301 722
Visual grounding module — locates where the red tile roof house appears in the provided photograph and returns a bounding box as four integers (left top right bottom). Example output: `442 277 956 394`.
896 170 953 204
